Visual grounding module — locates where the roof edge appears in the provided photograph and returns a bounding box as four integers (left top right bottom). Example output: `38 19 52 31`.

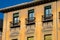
0 0 58 13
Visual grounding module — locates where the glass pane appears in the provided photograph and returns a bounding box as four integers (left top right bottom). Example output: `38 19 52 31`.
49 9 52 14
29 13 34 17
46 9 49 15
46 9 49 17
28 37 34 40
28 9 34 20
29 9 34 13
13 13 19 23
14 14 19 17
13 13 19 17
14 17 18 23
45 5 51 17
29 13 34 20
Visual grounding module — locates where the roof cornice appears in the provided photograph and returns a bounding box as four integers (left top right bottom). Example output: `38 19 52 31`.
0 0 58 13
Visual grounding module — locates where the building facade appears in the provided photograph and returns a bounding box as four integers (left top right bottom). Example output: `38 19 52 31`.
0 0 60 40
0 19 3 40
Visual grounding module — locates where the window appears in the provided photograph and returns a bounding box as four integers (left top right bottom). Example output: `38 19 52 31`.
44 5 51 17
28 9 34 20
44 34 52 40
12 39 17 40
27 36 34 40
59 12 60 19
13 13 19 24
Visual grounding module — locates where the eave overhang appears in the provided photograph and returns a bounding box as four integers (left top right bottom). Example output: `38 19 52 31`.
0 0 58 13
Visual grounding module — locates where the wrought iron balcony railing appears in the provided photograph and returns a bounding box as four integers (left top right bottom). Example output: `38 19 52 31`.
25 17 35 25
10 20 20 28
42 14 53 22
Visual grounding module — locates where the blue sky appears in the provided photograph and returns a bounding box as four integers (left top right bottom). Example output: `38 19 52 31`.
0 0 32 19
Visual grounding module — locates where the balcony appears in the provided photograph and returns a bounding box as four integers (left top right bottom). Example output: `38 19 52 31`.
10 20 20 28
25 17 35 25
42 14 53 22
